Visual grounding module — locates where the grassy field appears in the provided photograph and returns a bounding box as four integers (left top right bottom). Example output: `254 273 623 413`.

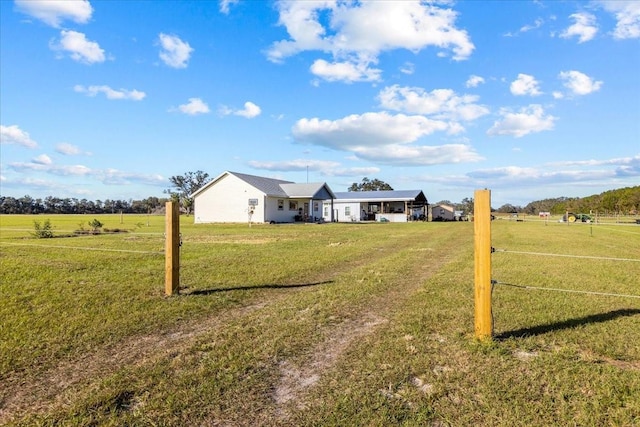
1 214 639 426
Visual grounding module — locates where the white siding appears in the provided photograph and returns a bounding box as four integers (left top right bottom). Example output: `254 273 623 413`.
329 201 362 222
265 197 299 223
194 174 266 223
376 213 408 222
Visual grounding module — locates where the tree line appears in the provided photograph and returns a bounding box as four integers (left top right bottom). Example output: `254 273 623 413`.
0 195 168 215
1 172 637 216
496 185 639 215
0 170 208 215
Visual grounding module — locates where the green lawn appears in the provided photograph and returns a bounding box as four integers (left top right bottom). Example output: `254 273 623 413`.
1 214 638 426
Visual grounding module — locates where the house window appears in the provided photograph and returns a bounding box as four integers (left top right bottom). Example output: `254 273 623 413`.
345 206 351 216
289 201 298 211
278 200 284 211
324 206 329 217
314 202 319 212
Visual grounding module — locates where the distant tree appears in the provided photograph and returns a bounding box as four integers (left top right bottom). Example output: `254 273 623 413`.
348 177 393 191
165 170 211 215
459 197 475 214
496 203 521 213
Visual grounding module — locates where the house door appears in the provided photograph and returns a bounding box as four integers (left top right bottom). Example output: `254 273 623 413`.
304 203 309 220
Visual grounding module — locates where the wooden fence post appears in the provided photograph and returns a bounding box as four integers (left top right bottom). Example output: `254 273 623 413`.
474 189 492 339
165 201 180 296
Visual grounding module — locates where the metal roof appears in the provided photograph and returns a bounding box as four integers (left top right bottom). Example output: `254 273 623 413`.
231 171 293 197
280 183 336 199
191 171 336 199
333 190 427 203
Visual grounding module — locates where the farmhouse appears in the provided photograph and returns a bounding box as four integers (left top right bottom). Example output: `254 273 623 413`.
191 171 335 224
431 204 456 221
328 190 429 223
192 171 430 224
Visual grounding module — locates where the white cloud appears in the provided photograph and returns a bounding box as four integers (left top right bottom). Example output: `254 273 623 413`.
520 18 544 33
293 112 455 149
219 101 262 118
310 59 382 83
158 33 193 68
466 75 485 88
558 70 603 95
464 155 640 189
596 0 640 39
55 142 90 156
248 159 341 172
547 155 640 178
267 1 474 83
291 112 482 166
560 12 598 43
510 74 542 96
378 85 490 122
173 98 210 115
98 169 166 186
169 98 210 116
236 101 261 118
9 161 166 186
32 154 52 165
50 30 106 64
400 62 415 75
0 124 38 148
15 0 92 28
219 0 239 15
351 143 483 166
247 159 381 179
74 85 146 100
10 161 91 176
487 104 556 138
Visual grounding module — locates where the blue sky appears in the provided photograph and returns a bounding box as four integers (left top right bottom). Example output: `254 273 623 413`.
1 0 638 207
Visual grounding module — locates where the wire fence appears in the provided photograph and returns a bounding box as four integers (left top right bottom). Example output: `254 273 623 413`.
493 248 640 263
492 247 640 300
0 241 163 255
492 280 640 300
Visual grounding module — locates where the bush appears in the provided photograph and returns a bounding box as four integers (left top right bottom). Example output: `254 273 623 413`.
32 219 54 238
88 219 104 234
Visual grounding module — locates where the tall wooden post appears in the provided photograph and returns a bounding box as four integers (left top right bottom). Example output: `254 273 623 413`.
474 189 492 339
165 201 180 296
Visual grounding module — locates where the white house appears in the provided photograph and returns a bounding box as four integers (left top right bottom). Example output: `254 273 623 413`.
326 190 429 223
191 171 335 224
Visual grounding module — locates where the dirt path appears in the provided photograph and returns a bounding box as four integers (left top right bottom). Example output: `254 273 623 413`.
0 240 402 423
268 248 459 422
0 301 272 423
1 233 466 424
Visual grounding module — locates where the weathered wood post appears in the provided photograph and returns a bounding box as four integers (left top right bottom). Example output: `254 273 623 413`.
165 201 180 296
474 189 492 339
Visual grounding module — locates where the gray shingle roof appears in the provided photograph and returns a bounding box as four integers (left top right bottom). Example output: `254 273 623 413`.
231 171 292 197
280 183 336 199
192 171 336 199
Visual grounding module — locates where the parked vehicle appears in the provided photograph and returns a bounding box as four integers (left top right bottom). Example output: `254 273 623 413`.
563 212 593 223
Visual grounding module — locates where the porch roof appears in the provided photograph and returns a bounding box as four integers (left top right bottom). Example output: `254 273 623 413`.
332 190 427 204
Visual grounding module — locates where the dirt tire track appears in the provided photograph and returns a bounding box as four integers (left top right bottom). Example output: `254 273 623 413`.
269 248 462 421
0 240 411 424
0 301 270 424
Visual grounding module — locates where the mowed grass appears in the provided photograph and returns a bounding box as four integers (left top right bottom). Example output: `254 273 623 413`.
0 214 639 426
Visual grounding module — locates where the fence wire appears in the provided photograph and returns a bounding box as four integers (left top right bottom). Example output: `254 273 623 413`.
494 248 640 263
492 280 640 300
0 241 162 255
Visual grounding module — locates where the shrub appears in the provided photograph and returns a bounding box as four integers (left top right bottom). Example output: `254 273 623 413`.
32 219 54 238
88 219 104 234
